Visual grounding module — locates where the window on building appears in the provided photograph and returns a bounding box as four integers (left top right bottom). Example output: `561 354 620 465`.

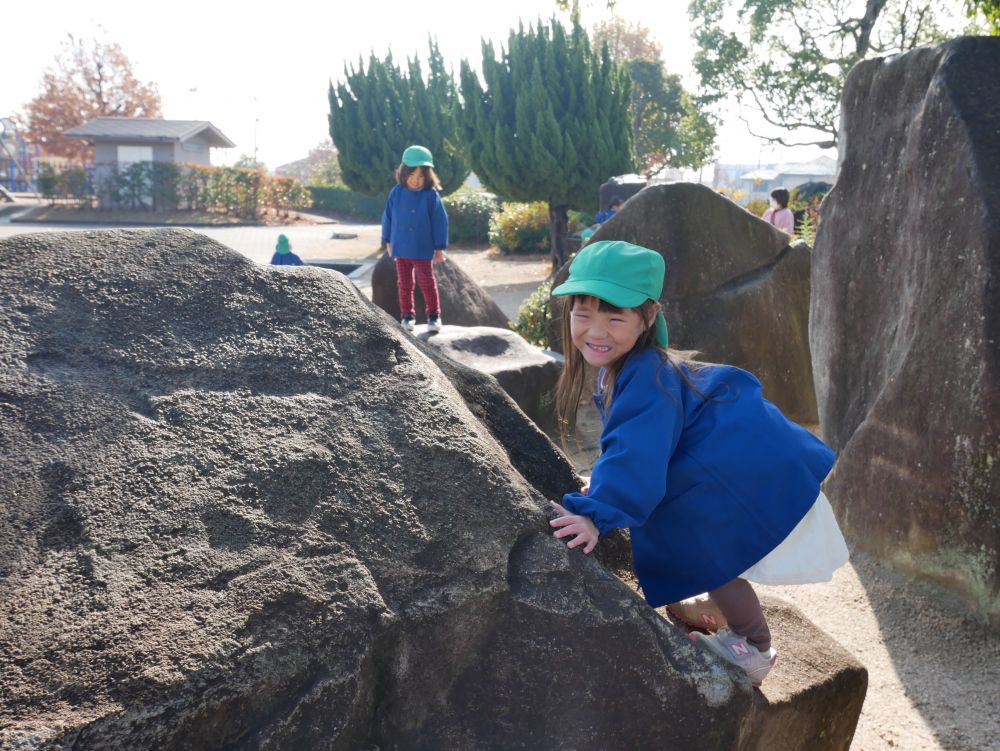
117 145 153 164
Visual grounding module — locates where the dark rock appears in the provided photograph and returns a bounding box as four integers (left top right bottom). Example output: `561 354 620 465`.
745 596 868 751
551 183 819 422
599 175 646 214
371 252 510 328
1 228 772 749
414 325 562 429
810 37 1000 621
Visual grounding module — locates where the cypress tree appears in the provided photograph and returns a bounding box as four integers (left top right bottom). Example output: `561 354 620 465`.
459 18 633 268
329 41 468 197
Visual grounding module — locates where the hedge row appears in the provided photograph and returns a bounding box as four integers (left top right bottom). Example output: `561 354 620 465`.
37 162 312 218
306 185 385 221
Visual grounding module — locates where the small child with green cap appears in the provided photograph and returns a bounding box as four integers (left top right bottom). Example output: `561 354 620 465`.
381 144 449 333
548 239 848 688
270 234 304 266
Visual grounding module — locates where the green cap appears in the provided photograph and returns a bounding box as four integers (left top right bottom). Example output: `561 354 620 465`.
402 145 434 167
275 234 290 254
552 240 669 347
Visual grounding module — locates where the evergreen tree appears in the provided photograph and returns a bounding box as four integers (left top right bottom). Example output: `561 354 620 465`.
329 40 468 197
459 18 634 269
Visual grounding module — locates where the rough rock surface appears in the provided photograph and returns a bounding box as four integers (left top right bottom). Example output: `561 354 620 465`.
414 325 562 429
553 183 818 422
371 252 510 328
810 37 1000 621
1 229 863 749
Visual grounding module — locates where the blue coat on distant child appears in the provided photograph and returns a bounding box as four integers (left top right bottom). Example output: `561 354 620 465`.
381 183 449 260
270 234 304 266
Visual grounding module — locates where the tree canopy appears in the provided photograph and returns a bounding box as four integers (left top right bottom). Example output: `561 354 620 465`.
328 41 468 197
459 18 633 268
967 0 1000 32
592 18 716 175
689 0 959 148
23 33 161 162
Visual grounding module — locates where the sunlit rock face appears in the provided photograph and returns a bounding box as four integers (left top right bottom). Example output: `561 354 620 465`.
810 37 1000 621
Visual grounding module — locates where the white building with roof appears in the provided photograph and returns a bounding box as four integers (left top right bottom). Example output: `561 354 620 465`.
65 117 234 168
738 156 837 203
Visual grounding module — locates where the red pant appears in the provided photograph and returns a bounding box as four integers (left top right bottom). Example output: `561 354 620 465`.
395 258 440 318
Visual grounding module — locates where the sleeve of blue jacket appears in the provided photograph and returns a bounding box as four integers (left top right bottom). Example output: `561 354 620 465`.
381 187 396 246
431 191 449 250
562 354 684 535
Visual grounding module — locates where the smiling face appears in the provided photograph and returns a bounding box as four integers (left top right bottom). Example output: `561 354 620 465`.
405 166 426 191
569 295 652 368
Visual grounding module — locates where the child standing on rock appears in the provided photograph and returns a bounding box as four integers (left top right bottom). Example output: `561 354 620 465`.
548 240 848 687
381 145 449 333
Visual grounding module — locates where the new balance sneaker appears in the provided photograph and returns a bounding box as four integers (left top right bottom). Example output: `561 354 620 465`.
667 593 727 632
400 315 415 332
426 315 442 332
690 628 777 687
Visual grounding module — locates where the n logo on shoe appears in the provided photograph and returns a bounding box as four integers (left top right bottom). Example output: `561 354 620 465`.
729 641 751 657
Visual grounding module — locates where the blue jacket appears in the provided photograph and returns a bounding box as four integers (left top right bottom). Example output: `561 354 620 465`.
271 252 304 266
562 348 834 606
381 184 449 260
595 207 617 224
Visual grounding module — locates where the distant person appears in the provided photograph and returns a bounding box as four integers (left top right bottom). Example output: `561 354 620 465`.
548 240 849 687
762 188 795 235
381 144 449 333
270 234 304 266
595 196 623 224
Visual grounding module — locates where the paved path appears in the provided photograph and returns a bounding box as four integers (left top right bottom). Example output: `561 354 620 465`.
0 214 383 266
0 216 542 321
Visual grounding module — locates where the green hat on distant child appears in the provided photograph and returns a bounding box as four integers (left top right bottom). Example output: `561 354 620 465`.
552 240 669 347
275 234 290 254
401 145 434 167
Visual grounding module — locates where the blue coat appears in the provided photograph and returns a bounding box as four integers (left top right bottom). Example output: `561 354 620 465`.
381 184 449 260
271 252 304 266
562 348 834 606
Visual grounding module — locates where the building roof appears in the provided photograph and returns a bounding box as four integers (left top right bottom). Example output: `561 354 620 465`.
65 118 235 148
738 156 837 182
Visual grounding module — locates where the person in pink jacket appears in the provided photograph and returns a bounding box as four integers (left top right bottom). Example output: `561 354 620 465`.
762 187 795 235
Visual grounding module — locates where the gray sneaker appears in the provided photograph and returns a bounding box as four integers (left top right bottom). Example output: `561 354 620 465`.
667 593 727 632
426 315 442 332
690 628 777 687
400 315 415 332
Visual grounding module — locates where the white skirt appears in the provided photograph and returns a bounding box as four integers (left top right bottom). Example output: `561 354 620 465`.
740 491 849 585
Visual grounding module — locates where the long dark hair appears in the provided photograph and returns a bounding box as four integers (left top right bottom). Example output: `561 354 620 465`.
553 295 711 451
396 164 442 191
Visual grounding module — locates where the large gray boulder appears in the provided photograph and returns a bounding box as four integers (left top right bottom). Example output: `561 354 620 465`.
553 183 818 422
371 252 510 328
0 229 864 749
810 37 1000 622
415 325 562 429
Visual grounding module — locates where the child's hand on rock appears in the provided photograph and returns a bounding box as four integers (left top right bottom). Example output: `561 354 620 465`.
550 501 599 554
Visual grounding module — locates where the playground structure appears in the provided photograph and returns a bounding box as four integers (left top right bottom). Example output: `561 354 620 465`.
0 117 40 197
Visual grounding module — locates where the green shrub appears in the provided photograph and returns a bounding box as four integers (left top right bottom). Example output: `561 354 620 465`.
443 192 499 244
511 279 553 348
307 185 384 221
489 201 551 254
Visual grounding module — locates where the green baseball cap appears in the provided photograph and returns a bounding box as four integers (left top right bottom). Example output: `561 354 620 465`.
275 234 290 254
552 240 669 347
402 145 434 167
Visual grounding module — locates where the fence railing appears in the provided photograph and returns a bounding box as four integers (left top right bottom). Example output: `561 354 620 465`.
37 161 312 218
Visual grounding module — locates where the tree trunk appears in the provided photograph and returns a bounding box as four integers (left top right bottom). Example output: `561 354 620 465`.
549 202 569 271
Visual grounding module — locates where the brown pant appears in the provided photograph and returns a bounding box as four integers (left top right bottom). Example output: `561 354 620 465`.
709 578 771 651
